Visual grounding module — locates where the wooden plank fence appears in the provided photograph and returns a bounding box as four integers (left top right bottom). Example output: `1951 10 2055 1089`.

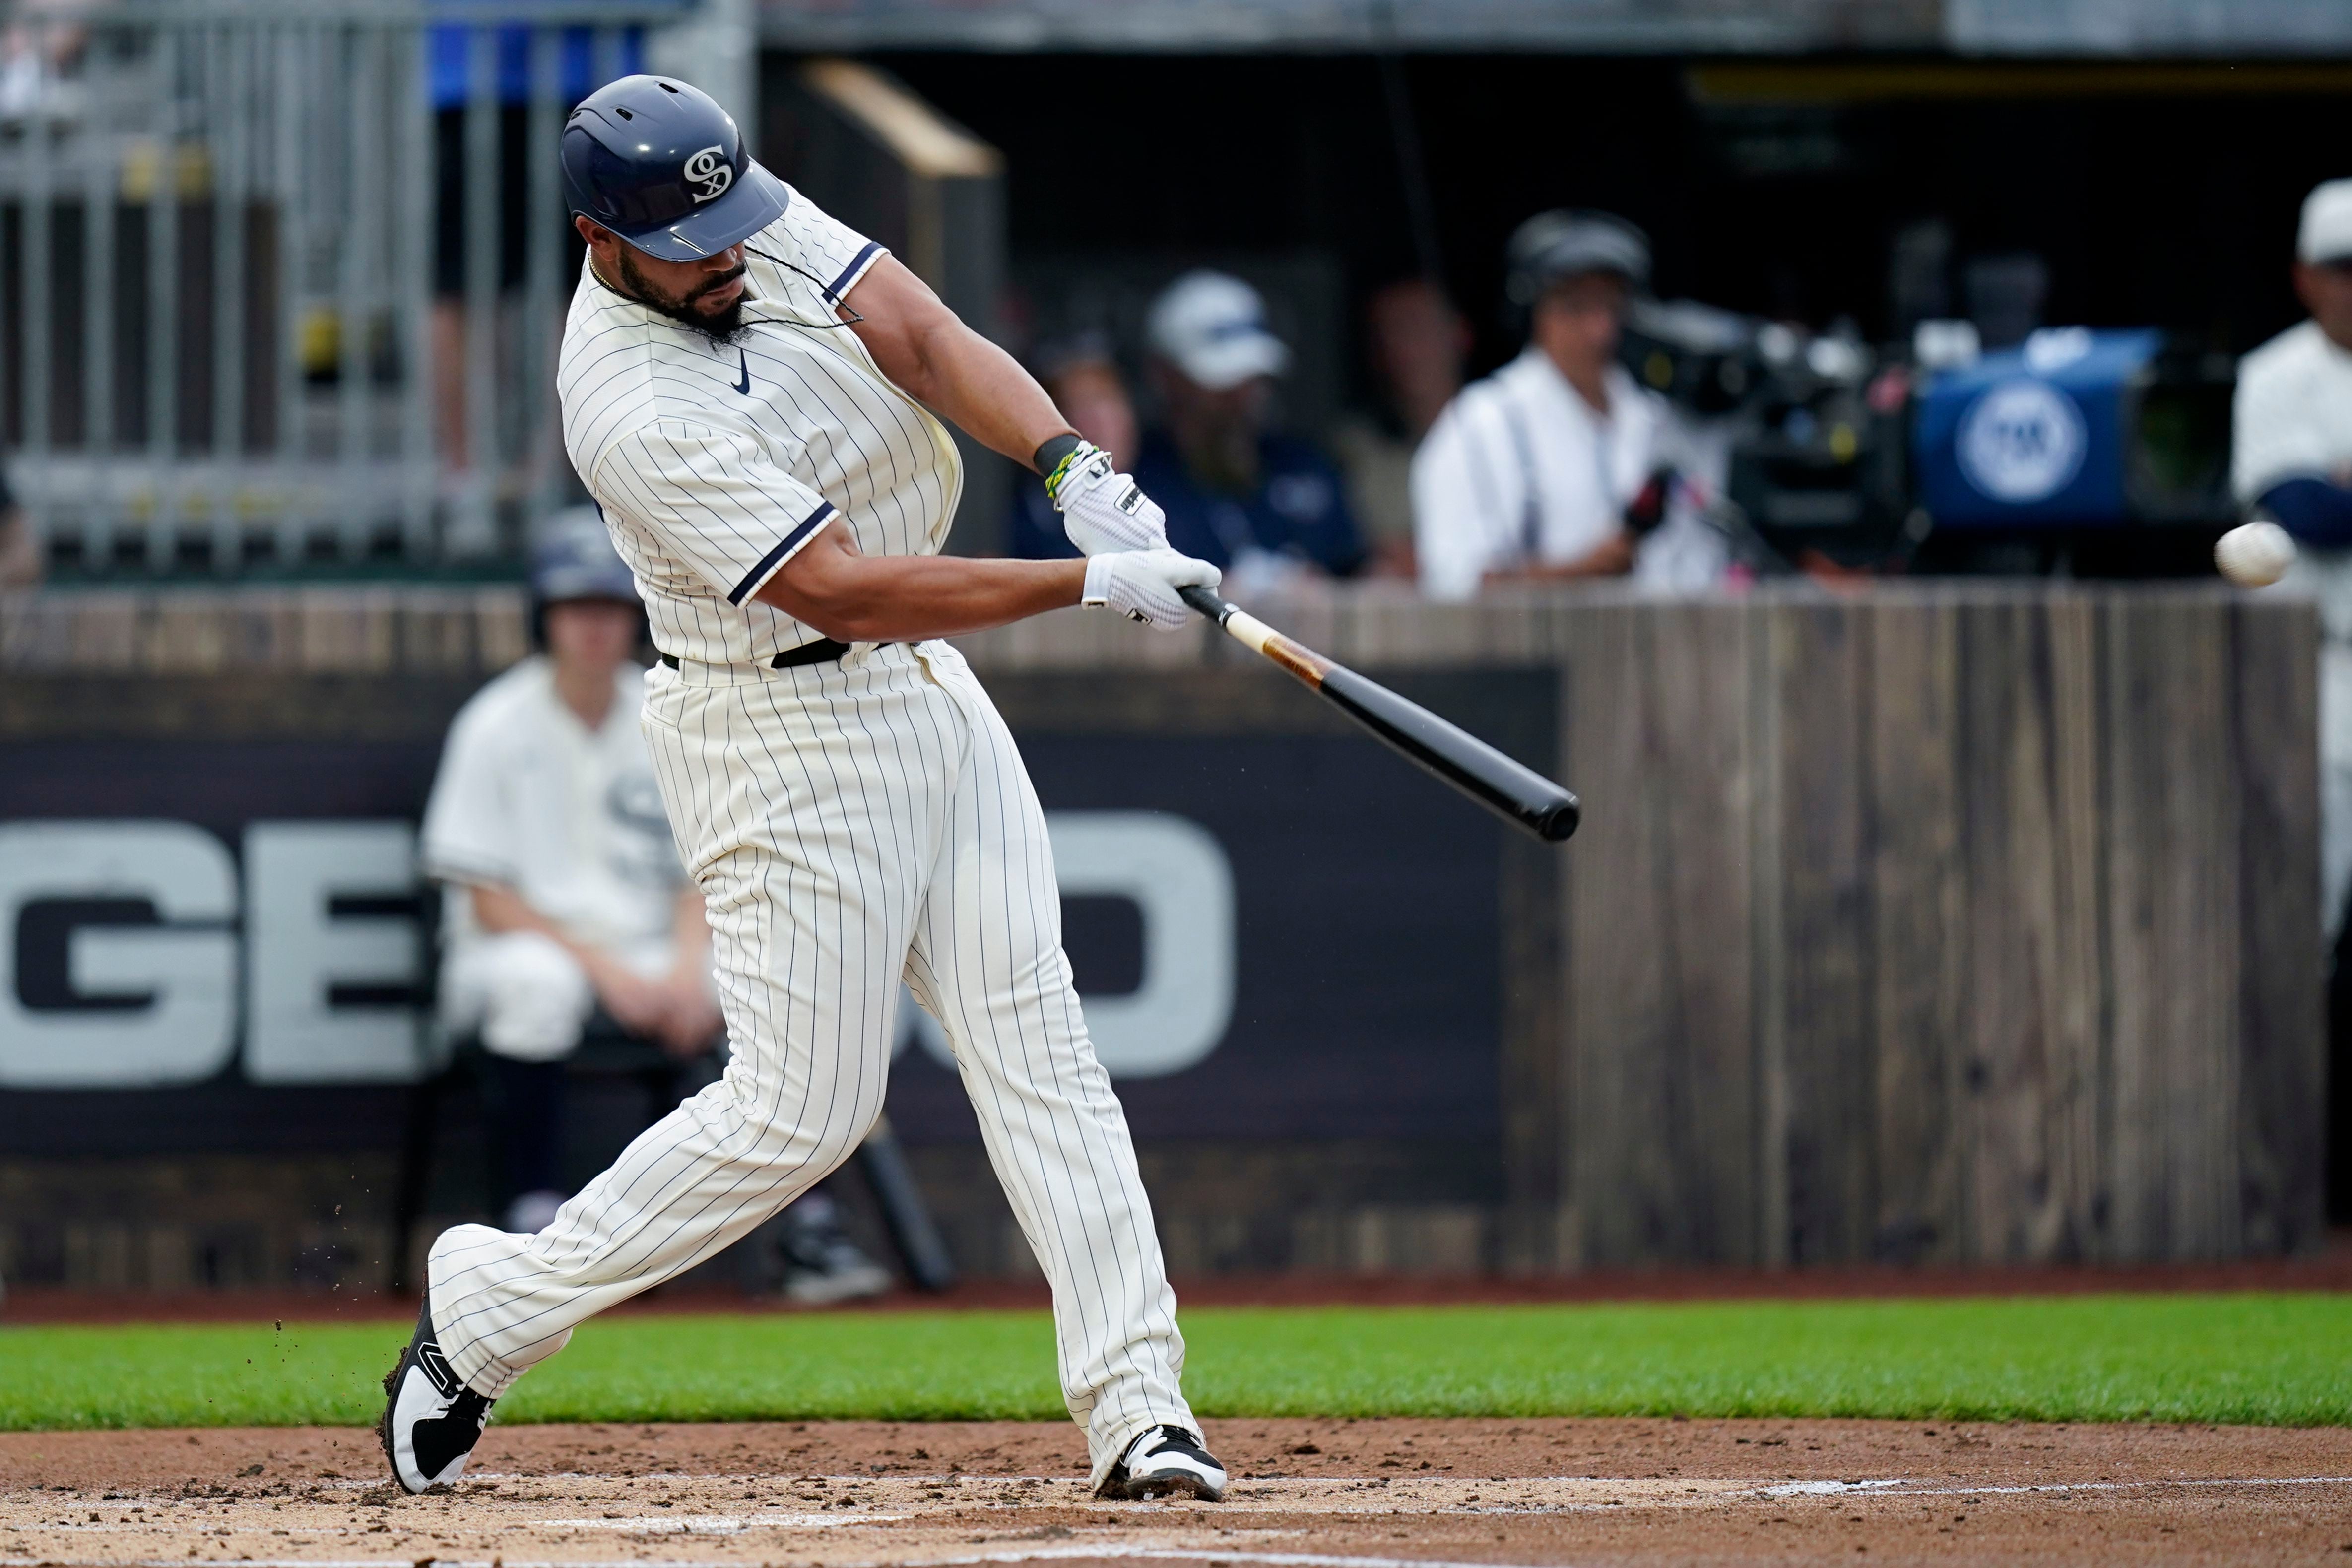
0 581 2324 1267
1535 588 2323 1267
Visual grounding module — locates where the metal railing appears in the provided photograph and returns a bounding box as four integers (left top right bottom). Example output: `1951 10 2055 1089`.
0 0 691 576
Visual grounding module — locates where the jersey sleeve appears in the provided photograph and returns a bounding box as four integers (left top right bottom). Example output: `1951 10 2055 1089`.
773 183 888 305
421 699 518 888
592 420 840 606
2233 348 2332 504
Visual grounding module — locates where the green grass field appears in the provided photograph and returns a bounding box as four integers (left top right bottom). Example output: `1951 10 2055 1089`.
1 1295 2346 1433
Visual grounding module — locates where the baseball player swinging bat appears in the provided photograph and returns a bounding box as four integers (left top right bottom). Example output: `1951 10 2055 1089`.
1176 586 1581 843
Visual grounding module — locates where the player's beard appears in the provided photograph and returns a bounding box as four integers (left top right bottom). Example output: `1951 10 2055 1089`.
617 250 751 345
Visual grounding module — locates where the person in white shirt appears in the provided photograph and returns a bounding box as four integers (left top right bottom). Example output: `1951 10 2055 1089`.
1414 211 1711 600
2236 179 2352 946
422 515 725 1233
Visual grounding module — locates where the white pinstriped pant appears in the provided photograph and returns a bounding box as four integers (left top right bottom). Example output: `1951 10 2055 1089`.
427 640 1197 1479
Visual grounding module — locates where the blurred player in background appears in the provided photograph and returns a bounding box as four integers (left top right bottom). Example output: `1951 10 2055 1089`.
423 513 721 1238
2234 177 2352 1218
1329 278 1471 579
1411 211 1673 599
2236 179 2352 942
1137 270 1364 593
1004 333 1139 559
421 513 888 1300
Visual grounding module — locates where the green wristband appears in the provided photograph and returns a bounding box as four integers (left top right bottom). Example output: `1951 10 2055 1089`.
1036 434 1084 499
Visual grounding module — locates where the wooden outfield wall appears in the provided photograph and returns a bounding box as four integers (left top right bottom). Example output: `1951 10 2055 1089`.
0 582 2325 1278
1525 590 2322 1269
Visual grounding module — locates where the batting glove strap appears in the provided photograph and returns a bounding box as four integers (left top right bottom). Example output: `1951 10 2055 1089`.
1083 548 1221 631
1053 441 1170 556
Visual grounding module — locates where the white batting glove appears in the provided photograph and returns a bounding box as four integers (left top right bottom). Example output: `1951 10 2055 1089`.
1082 548 1221 631
1048 440 1169 556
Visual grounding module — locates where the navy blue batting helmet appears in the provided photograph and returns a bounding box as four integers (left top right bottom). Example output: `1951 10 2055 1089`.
561 76 788 261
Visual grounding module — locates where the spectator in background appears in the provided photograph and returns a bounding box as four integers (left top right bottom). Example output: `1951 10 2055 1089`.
0 458 36 588
1005 333 1138 559
1412 211 1672 600
2237 177 2352 949
421 513 887 1301
1329 278 1471 578
0 0 90 124
429 11 644 524
1136 270 1364 593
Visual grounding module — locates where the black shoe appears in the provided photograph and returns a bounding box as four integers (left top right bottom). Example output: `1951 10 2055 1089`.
379 1297 496 1493
775 1194 893 1305
1096 1424 1228 1502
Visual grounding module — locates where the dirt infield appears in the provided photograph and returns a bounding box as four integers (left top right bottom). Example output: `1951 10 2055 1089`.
3 1418 2347 1567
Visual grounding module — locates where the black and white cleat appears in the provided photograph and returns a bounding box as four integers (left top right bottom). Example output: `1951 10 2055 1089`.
378 1298 496 1493
1096 1424 1228 1502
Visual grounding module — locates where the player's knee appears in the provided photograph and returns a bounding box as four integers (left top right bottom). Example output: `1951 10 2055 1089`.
478 932 593 1061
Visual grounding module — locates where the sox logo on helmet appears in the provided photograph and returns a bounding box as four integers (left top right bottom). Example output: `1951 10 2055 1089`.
682 145 732 203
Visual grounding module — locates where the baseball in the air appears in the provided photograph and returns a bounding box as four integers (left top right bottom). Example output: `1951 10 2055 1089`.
2216 521 2297 588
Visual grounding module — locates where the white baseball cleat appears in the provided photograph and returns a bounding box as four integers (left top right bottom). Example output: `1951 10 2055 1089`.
378 1299 497 1494
1096 1424 1228 1502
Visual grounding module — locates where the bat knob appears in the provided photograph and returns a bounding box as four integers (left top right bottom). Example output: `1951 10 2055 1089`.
1177 584 1231 621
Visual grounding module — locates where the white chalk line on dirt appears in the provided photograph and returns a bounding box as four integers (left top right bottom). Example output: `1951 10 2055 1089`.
1760 1474 2352 1499
0 1554 1565 1568
530 1512 911 1532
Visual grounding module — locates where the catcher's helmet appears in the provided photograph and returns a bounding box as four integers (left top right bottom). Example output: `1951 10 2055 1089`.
561 76 787 261
532 508 640 607
527 508 640 647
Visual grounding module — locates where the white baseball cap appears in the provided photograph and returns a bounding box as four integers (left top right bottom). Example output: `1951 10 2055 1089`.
2299 179 2352 263
1146 270 1291 391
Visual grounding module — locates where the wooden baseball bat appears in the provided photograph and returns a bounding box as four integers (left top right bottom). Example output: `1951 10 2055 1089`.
1178 586 1580 843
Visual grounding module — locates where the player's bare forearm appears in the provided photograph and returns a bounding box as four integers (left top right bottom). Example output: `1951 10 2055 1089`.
843 255 1072 470
667 888 712 984
670 887 710 955
755 524 1085 642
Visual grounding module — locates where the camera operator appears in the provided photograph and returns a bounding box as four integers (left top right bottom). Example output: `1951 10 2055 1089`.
1411 211 1691 600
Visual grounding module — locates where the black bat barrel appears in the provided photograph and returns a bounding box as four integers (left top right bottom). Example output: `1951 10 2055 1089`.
1319 665 1581 842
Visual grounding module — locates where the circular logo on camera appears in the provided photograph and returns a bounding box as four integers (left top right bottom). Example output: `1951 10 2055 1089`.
1958 379 2086 503
682 145 733 204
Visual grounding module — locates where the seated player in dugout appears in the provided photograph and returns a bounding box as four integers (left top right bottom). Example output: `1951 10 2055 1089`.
1133 270 1366 593
383 76 1230 1506
419 514 890 1303
1410 211 1693 599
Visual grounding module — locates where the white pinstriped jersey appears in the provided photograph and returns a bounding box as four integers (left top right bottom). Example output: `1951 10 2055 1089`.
558 186 963 664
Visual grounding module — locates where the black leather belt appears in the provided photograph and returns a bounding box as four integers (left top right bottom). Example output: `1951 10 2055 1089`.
659 637 854 672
